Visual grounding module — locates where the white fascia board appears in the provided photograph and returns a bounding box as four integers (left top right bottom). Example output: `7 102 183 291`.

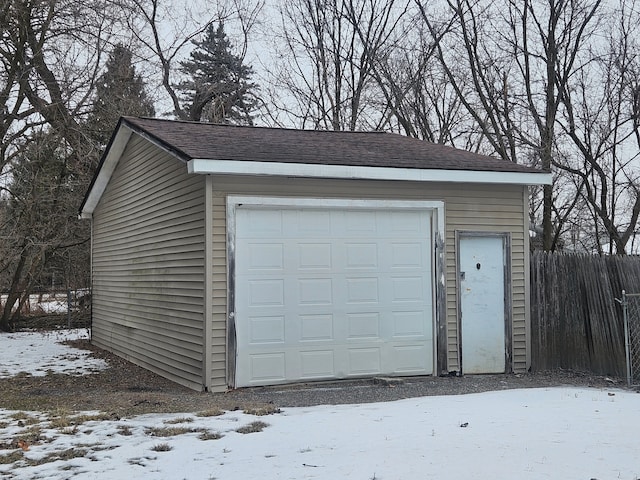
187 158 552 186
79 126 133 219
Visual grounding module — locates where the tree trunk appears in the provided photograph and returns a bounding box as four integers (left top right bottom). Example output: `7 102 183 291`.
543 184 554 251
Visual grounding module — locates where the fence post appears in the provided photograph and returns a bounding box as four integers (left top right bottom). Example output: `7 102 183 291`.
622 290 632 387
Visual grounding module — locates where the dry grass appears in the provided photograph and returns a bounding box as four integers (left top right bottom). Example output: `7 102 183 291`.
151 443 172 452
163 416 194 424
195 408 225 417
145 426 195 437
10 412 40 425
243 405 281 416
198 430 223 441
47 411 118 430
47 414 73 430
75 413 117 422
236 421 269 434
14 425 45 445
29 448 88 466
0 450 24 464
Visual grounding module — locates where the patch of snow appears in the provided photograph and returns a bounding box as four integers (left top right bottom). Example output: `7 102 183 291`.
0 388 638 479
0 329 107 378
36 298 68 314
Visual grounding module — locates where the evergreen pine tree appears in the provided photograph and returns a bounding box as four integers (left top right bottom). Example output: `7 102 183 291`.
87 44 155 146
178 22 257 124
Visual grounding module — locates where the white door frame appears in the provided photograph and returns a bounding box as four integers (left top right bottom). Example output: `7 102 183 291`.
455 231 512 374
226 196 445 387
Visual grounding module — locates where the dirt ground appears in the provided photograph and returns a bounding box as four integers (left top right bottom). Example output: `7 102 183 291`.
1 325 633 417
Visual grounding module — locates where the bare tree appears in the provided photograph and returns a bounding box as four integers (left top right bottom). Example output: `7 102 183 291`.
266 0 409 130
415 0 604 251
368 16 478 147
0 0 123 330
0 131 91 330
556 0 640 253
0 0 269 330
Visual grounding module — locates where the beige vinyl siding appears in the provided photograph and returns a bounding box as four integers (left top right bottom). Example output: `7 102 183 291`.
91 135 206 391
521 188 532 372
210 175 529 387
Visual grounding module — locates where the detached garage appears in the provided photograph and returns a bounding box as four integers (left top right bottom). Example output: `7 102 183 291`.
80 117 551 392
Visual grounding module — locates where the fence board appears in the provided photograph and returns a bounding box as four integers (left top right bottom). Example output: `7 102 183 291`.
530 252 639 376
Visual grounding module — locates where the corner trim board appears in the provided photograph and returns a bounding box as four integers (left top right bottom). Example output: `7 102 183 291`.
203 175 214 391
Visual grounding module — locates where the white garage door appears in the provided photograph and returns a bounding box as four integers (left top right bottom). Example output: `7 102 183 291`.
234 204 434 387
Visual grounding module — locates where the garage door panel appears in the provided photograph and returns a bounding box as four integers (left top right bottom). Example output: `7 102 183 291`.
392 344 431 372
391 242 425 269
294 209 332 235
235 205 434 387
345 243 378 269
391 210 425 232
298 278 333 306
346 277 379 304
247 279 284 307
344 210 377 234
246 243 284 270
300 350 335 378
391 276 427 302
249 316 285 344
348 347 382 375
347 312 380 339
240 209 283 237
392 311 428 337
249 353 286 382
300 314 334 341
298 243 332 269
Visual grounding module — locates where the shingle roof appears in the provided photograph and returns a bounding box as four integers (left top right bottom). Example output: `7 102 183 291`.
123 117 545 174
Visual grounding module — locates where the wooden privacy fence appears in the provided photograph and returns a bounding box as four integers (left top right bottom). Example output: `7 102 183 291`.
530 252 640 377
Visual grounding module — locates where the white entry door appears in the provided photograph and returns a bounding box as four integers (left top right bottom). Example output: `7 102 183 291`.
234 204 435 387
459 235 508 374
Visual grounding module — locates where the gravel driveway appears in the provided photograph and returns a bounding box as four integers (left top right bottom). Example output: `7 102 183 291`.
223 370 627 408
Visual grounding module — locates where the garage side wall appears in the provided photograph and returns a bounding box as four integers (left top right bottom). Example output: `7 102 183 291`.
210 176 529 387
91 135 206 391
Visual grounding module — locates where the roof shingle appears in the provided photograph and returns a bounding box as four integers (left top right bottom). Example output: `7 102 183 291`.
123 117 545 174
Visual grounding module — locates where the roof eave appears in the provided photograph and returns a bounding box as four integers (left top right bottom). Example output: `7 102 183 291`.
79 117 194 219
79 124 133 219
187 158 553 186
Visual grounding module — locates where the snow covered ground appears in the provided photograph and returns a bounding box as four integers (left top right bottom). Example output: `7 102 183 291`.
1 330 639 480
0 329 107 378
